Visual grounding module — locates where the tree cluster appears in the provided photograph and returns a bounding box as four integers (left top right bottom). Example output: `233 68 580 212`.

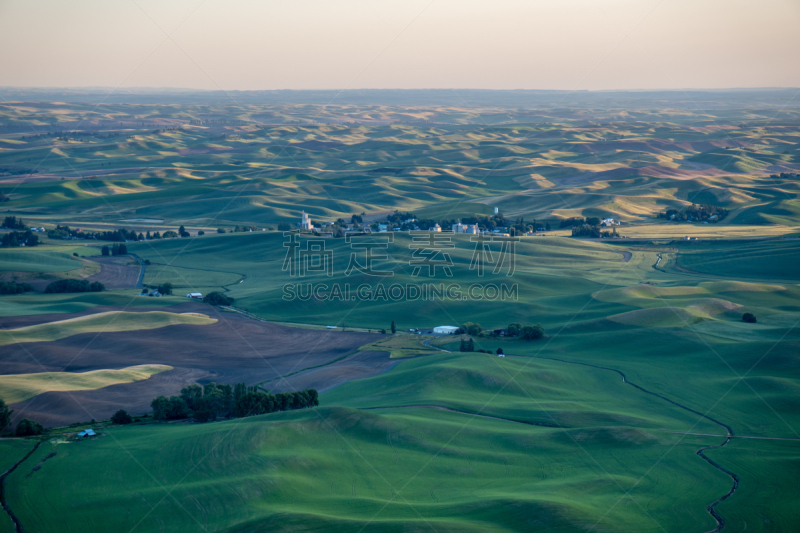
47 225 141 242
434 213 552 235
203 291 234 306
234 389 319 418
0 398 11 433
0 281 34 294
150 382 318 423
657 204 728 223
2 216 26 230
1 231 38 248
456 322 483 336
16 418 44 436
503 322 544 340
111 409 133 424
459 337 475 352
44 279 105 294
365 211 436 232
560 217 585 228
101 243 128 256
571 225 619 239
156 283 173 295
385 211 415 225
742 313 757 324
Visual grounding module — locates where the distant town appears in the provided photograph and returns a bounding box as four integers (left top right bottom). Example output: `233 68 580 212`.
294 208 621 238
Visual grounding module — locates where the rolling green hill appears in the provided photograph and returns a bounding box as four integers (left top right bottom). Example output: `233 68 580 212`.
2 99 799 533
1 102 798 229
0 353 740 533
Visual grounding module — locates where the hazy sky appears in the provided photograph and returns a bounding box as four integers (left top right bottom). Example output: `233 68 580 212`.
1 0 798 91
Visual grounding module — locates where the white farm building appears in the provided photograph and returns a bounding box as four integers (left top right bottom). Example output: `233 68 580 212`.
433 325 459 334
299 211 313 230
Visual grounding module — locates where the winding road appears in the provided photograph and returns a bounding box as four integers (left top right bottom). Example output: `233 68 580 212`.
129 253 146 289
416 340 738 533
526 354 737 533
0 334 738 533
0 440 43 533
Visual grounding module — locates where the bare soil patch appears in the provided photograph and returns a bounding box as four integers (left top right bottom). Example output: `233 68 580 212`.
84 256 141 289
0 304 181 330
9 368 210 427
3 303 386 426
267 350 401 394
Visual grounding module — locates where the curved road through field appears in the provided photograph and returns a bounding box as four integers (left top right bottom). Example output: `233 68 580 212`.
1 335 736 532
129 254 146 289
0 440 43 533
418 339 737 533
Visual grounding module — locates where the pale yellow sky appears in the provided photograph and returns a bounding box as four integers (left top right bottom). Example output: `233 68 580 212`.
0 0 798 90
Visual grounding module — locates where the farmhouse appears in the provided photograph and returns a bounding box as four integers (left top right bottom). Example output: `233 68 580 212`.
77 429 96 438
433 325 459 334
186 292 203 299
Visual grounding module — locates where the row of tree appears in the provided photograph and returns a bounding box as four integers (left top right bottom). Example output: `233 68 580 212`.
560 216 603 228
204 291 234 306
657 204 728 223
453 322 545 340
505 323 545 340
0 281 34 295
150 382 319 423
48 225 141 242
571 225 620 239
44 279 105 294
47 225 202 242
101 243 128 256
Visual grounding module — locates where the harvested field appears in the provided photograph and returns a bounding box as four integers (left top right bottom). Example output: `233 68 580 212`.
266 350 402 394
9 368 209 427
0 311 216 346
84 256 141 289
3 303 386 426
0 304 179 329
0 364 171 404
